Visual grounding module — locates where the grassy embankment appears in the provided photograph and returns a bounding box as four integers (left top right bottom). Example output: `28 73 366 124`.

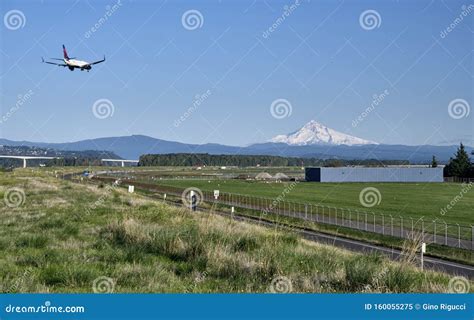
0 169 469 293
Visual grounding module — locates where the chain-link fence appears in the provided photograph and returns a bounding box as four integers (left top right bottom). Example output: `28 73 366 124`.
92 176 474 251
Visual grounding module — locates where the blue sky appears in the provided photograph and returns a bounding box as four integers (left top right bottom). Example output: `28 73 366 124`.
1 0 472 146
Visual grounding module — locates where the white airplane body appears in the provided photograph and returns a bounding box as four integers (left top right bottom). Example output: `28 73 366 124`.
42 45 105 72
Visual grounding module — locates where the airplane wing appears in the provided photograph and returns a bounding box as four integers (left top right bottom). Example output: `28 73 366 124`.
42 57 67 67
88 55 105 66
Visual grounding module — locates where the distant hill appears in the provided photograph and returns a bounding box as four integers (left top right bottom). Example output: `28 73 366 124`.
0 135 238 160
0 135 471 164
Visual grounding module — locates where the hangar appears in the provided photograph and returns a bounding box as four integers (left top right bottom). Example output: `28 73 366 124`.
305 167 444 183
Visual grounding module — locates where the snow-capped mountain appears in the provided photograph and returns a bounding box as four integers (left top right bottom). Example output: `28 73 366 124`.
270 120 378 146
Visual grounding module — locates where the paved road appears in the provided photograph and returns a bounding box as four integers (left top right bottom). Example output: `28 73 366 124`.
214 199 473 250
224 209 474 279
93 175 473 251
173 200 474 280
87 175 474 279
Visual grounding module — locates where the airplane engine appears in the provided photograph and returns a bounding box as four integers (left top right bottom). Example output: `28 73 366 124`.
68 66 74 71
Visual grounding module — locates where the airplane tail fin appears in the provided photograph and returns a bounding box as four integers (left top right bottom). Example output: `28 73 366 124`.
62 44 70 60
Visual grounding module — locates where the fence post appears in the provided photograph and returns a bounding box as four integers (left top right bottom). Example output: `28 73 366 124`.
400 216 403 238
471 226 474 251
445 223 448 246
357 211 360 229
390 215 393 236
433 221 437 244
422 220 424 242
457 224 461 248
365 213 368 231
382 214 385 235
373 213 376 232
305 204 308 220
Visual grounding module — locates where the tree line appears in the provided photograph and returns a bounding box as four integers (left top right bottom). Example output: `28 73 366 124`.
138 153 409 167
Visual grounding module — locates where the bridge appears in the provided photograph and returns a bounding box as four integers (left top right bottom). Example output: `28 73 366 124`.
101 159 139 167
0 155 62 168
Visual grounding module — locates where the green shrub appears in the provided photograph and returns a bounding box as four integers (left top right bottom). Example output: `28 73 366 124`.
40 265 68 286
384 266 418 292
16 235 48 249
345 254 382 291
232 236 259 252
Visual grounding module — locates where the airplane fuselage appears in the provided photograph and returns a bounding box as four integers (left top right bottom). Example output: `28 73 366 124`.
65 59 92 70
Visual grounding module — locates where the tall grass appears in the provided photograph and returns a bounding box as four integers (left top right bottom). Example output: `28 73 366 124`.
0 171 469 293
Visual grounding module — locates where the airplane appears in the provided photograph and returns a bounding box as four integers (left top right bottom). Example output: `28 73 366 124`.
42 45 105 72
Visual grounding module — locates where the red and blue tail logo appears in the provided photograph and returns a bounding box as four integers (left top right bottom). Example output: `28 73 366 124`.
62 45 70 60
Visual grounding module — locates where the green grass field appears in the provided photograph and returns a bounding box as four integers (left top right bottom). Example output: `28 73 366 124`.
145 179 473 226
0 169 467 293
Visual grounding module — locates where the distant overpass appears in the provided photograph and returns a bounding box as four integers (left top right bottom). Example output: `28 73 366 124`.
0 155 61 168
101 159 139 167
